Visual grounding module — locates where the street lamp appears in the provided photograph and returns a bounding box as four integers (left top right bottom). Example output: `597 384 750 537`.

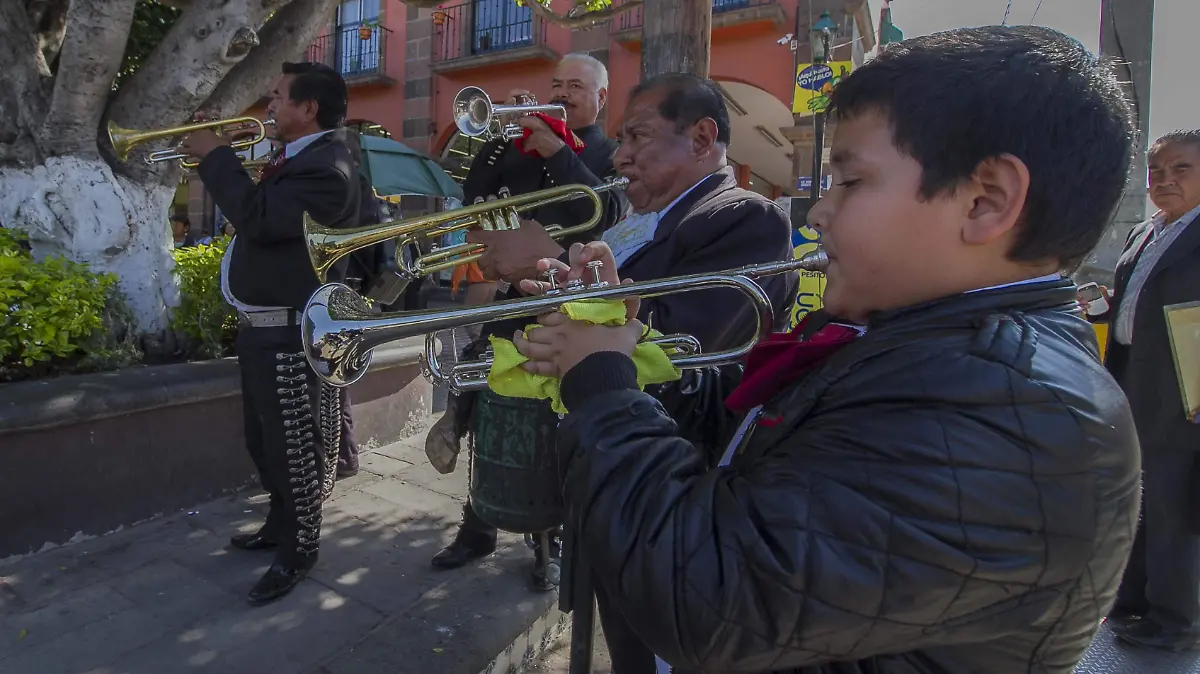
811 10 836 63
808 10 836 205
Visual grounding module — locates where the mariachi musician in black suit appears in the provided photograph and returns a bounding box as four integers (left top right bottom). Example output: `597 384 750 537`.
470 72 798 672
1088 129 1200 651
183 62 365 605
424 53 624 589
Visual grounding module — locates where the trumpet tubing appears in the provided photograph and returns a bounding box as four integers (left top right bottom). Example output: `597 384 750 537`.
106 117 274 166
301 249 830 388
302 177 628 283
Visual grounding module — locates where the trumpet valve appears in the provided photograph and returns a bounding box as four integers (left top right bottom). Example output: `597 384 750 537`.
544 268 562 294
585 260 608 288
503 207 521 231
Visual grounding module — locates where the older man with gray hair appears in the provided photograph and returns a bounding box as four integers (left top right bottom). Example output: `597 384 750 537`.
425 52 625 591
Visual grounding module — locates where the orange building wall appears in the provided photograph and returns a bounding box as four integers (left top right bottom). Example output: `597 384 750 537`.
341 0 408 135
428 0 577 143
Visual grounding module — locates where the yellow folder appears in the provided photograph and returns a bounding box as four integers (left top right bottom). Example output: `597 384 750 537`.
1163 301 1200 423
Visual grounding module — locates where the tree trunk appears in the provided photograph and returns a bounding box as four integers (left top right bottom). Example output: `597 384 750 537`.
0 0 338 336
0 158 179 332
640 0 712 78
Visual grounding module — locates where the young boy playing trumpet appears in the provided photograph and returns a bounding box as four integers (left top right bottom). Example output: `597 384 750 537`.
510 25 1141 674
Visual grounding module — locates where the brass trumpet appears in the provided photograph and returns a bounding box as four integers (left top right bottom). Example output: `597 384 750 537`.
107 117 274 168
303 176 628 283
453 86 567 140
301 249 830 388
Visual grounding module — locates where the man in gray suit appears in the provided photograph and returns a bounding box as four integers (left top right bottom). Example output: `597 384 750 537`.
1092 129 1200 651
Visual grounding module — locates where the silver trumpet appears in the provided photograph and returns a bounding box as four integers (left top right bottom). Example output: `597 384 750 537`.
301 248 829 389
453 86 567 140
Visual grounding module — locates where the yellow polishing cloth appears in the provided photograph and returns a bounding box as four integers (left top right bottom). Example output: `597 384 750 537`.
486 298 682 414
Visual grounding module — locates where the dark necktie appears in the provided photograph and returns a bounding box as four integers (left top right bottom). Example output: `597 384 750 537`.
258 150 287 181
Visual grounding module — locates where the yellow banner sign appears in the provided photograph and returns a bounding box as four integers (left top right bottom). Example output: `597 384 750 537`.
792 61 854 115
787 224 826 329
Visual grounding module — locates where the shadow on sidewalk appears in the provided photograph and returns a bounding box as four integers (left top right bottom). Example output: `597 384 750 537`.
0 437 554 674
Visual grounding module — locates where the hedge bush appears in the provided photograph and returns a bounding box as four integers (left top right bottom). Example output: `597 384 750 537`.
0 229 142 382
170 236 236 359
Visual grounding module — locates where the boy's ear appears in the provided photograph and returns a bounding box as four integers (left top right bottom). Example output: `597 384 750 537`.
962 153 1030 246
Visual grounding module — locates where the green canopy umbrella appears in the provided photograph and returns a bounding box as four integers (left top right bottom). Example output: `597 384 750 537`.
358 134 464 201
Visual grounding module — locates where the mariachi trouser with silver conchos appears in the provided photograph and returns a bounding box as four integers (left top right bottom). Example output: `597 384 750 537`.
236 325 332 568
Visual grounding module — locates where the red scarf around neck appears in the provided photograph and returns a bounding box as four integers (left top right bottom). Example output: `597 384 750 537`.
725 314 861 419
513 113 586 157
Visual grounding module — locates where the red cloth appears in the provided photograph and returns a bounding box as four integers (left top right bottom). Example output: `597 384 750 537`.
725 314 861 419
513 113 586 157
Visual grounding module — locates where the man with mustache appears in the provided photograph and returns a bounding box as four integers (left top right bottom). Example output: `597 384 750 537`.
424 52 624 590
1088 129 1200 651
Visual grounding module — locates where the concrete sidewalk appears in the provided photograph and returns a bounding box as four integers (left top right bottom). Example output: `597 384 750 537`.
0 414 562 674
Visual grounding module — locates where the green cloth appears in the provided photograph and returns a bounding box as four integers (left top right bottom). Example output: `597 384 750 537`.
487 298 682 413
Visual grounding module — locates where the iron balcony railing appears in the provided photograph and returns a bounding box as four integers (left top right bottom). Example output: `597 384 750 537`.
308 24 392 78
433 0 549 62
614 0 777 32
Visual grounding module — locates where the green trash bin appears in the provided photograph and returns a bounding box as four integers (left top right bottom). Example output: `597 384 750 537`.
469 390 564 534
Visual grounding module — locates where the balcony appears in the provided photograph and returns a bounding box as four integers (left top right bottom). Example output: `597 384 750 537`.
431 0 560 74
612 0 787 43
307 24 396 86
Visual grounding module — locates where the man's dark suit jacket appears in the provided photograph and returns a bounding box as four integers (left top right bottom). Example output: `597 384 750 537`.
620 166 798 351
462 123 623 250
463 123 624 343
198 127 364 311
1101 210 1200 454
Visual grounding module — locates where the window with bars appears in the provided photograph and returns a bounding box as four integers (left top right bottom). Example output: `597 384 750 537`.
471 0 533 54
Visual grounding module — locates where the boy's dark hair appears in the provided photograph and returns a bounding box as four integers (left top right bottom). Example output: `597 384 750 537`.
630 73 732 145
1150 129 1200 158
829 25 1135 269
170 214 190 226
281 62 348 130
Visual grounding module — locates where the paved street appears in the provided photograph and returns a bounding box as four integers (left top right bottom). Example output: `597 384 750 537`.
0 414 559 674
3 402 1200 674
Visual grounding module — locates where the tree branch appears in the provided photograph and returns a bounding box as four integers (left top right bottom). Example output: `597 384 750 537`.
203 0 345 117
0 1 52 165
525 0 641 30
106 0 293 182
43 0 138 157
25 0 71 74
108 0 285 137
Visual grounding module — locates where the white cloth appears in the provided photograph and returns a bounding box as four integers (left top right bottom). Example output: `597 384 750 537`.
1114 203 1200 345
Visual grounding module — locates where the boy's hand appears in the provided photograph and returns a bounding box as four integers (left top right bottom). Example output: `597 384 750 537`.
514 242 642 378
513 312 642 378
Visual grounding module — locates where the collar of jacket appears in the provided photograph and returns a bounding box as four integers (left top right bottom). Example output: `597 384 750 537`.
572 123 605 144
287 126 360 161
865 277 1079 332
652 166 737 233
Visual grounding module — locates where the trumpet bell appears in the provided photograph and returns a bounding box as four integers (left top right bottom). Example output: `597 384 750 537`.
107 121 139 163
302 283 376 387
453 86 493 138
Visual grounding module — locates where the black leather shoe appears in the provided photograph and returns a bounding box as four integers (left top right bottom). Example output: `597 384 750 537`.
431 531 496 570
1105 611 1142 632
247 562 312 605
230 531 278 551
337 464 359 479
1114 619 1200 651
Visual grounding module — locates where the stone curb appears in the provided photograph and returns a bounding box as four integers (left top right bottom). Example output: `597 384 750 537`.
477 595 568 674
